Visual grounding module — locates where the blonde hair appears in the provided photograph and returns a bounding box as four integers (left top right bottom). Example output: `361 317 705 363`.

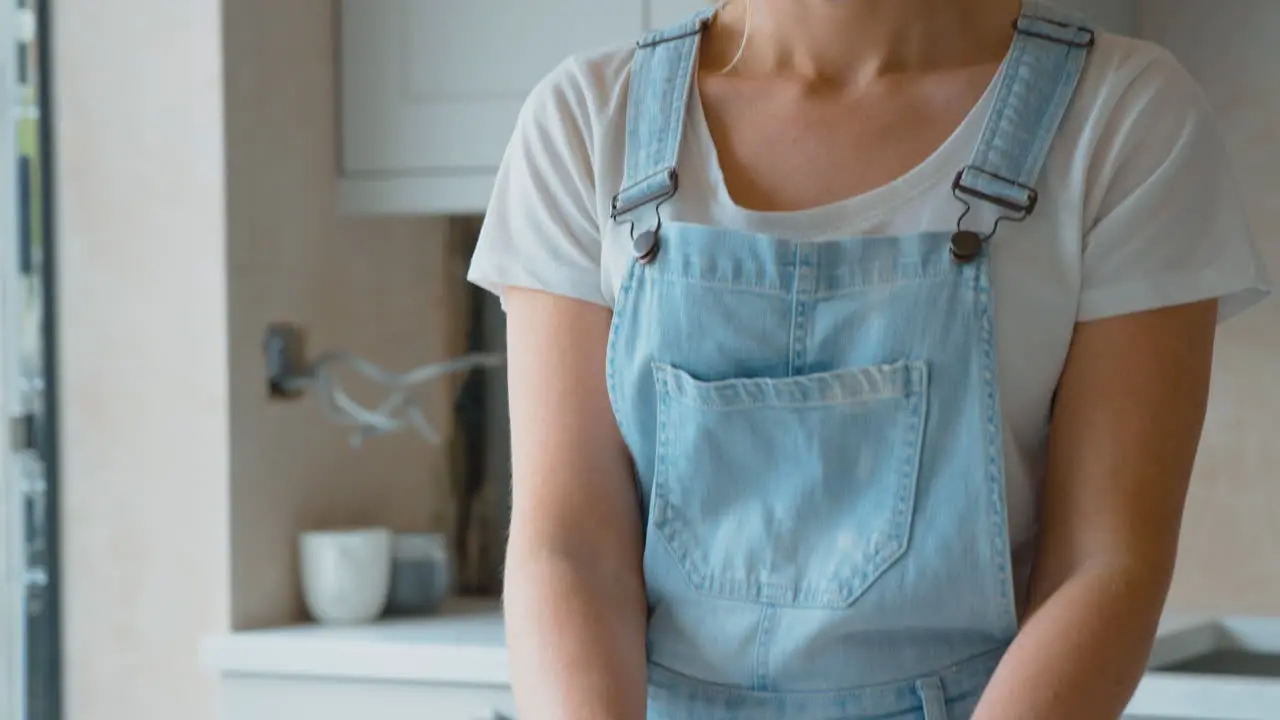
714 0 752 74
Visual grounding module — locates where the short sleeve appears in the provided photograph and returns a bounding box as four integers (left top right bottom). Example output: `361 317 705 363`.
467 58 608 308
1077 50 1270 324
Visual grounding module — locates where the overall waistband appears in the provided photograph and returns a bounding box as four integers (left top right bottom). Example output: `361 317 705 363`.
647 645 1006 719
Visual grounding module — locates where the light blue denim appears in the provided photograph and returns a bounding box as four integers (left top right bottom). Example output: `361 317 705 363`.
605 3 1093 718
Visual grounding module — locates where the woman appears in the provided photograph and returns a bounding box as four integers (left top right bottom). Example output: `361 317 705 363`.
469 0 1269 717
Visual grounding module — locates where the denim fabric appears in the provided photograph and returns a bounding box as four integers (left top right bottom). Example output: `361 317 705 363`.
605 2 1092 717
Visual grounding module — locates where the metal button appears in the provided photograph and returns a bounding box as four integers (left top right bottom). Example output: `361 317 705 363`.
633 230 660 264
950 230 983 263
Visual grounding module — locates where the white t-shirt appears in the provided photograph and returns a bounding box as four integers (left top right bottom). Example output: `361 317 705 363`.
468 31 1270 586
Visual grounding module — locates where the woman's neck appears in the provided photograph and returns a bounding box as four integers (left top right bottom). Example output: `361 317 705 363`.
709 0 1022 86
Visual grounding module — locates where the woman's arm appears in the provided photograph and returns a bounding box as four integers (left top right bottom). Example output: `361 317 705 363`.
502 287 649 719
973 298 1219 720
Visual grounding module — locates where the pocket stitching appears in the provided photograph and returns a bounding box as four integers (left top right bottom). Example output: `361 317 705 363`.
652 370 711 591
654 361 913 411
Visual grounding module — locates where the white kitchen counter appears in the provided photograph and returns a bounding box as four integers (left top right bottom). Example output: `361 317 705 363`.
202 600 1216 687
201 597 508 685
206 606 1280 718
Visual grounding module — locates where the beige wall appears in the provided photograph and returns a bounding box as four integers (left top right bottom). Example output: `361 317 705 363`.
1144 1 1280 615
54 1 461 719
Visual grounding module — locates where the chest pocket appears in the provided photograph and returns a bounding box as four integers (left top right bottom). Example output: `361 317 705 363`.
649 360 928 609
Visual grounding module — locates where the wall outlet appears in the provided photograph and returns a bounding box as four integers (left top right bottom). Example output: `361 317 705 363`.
263 323 309 399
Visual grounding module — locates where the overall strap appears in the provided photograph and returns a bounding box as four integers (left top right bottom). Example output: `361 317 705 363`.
611 7 716 235
954 1 1095 225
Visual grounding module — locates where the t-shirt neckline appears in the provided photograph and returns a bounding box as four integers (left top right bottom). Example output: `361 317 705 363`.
683 53 1008 237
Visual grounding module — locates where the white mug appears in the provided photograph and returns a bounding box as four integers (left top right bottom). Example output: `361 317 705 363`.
299 527 393 624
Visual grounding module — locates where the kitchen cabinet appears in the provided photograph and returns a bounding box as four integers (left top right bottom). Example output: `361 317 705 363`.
201 599 514 720
338 0 1129 216
339 0 712 215
1066 0 1135 34
339 0 651 215
649 0 709 30
219 675 514 720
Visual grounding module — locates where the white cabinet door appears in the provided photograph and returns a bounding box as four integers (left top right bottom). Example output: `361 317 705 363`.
647 0 711 31
340 0 643 214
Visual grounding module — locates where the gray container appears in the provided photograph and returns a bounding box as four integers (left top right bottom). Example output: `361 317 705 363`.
383 532 454 616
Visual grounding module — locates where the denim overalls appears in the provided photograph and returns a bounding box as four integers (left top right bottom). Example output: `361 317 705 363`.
604 2 1094 718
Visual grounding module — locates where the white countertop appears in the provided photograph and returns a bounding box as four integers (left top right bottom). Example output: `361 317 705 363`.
200 597 508 685
200 602 1227 689
203 606 1280 717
